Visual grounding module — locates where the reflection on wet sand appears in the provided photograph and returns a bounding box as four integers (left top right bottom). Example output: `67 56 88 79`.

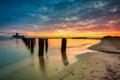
15 39 19 48
61 38 69 66
38 56 47 80
38 40 47 80
39 56 45 71
16 38 18 44
23 38 48 79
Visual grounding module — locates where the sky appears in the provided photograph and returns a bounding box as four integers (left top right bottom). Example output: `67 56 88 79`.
0 0 120 37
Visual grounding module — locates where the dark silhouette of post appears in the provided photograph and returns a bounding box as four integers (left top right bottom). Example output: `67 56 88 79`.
30 38 35 54
28 38 31 50
61 38 67 53
33 38 36 46
45 38 48 53
22 38 28 47
61 38 69 66
38 38 44 56
22 38 36 55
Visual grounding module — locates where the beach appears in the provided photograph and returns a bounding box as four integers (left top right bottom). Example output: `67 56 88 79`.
0 37 120 80
50 37 120 80
1 0 120 80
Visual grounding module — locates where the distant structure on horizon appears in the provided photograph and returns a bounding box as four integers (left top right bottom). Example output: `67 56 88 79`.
12 33 25 38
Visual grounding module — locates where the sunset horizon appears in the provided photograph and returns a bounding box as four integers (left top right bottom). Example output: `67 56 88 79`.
0 0 120 80
0 0 120 37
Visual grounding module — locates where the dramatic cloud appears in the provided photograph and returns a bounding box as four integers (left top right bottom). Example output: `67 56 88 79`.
0 0 120 35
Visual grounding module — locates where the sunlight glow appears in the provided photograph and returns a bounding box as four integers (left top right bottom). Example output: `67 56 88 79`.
25 31 120 38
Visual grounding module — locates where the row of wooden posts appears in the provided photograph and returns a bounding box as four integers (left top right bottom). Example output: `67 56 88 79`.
22 38 67 56
22 38 68 65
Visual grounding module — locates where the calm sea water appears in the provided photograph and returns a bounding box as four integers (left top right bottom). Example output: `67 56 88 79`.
0 38 100 80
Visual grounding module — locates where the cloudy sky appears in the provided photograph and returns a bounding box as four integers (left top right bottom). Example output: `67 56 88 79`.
0 0 120 36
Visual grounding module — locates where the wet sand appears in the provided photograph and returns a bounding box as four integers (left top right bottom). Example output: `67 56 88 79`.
50 37 120 80
50 52 120 80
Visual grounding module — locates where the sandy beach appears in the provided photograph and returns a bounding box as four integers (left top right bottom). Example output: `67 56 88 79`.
50 37 120 80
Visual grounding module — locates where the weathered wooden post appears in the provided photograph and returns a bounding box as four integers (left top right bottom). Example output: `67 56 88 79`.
61 38 69 66
25 38 28 47
45 38 48 53
33 38 36 46
61 38 67 53
30 38 34 54
38 38 44 56
28 38 31 50
22 38 25 44
22 38 29 47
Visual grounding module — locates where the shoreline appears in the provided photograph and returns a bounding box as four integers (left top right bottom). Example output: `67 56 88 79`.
50 52 120 80
49 37 120 80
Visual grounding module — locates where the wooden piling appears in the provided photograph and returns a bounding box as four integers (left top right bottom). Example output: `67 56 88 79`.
38 38 44 56
45 38 48 53
61 38 67 53
30 38 34 54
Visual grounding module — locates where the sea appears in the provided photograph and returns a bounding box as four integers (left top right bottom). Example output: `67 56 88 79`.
0 37 100 80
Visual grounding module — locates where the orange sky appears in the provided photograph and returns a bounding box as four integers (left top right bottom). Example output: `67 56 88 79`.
25 30 120 37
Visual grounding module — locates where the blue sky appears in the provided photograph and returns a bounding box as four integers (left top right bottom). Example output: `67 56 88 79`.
0 0 120 36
